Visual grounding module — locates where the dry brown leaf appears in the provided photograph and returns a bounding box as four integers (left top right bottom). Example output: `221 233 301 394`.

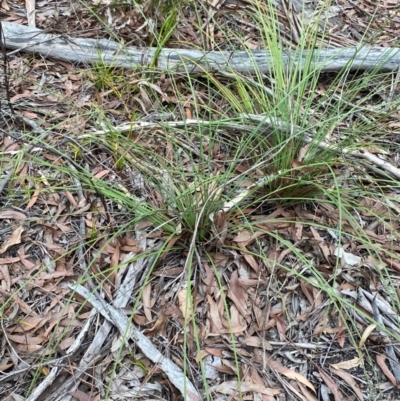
0 265 10 291
376 354 397 386
19 316 46 331
318 368 344 401
298 382 319 401
93 169 110 180
229 270 247 305
359 324 376 348
215 364 236 375
120 245 142 252
248 368 277 401
281 369 315 393
0 363 13 372
275 315 287 341
300 281 314 306
249 366 267 386
142 315 167 336
309 227 332 261
14 294 35 315
142 282 152 322
239 278 267 286
17 248 35 271
256 318 276 331
0 210 27 220
108 242 120 285
241 336 273 350
0 226 23 254
330 367 364 401
123 235 140 247
337 329 346 348
10 90 31 103
382 256 400 273
276 247 293 264
313 313 329 336
233 230 253 244
17 344 43 353
203 348 223 358
39 271 74 280
201 263 215 294
211 210 228 245
26 186 41 210
269 357 315 392
319 241 332 261
227 290 249 318
238 243 259 273
207 294 223 332
252 303 266 328
293 220 303 241
216 380 280 396
54 223 74 233
60 337 75 350
8 334 46 345
68 390 94 401
330 357 361 370
1 0 10 11
312 286 323 309
42 242 65 253
64 190 78 207
0 256 20 265
178 288 191 320
215 325 247 334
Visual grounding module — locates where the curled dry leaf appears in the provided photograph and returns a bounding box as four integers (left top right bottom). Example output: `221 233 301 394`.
233 230 253 244
334 247 361 267
142 314 167 336
0 226 23 254
359 324 376 348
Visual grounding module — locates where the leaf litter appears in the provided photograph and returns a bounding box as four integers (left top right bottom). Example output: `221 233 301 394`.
1 0 400 400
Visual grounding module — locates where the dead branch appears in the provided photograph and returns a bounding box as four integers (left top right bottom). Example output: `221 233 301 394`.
2 21 400 73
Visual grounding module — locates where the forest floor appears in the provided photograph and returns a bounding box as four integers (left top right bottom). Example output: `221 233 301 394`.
1 0 400 400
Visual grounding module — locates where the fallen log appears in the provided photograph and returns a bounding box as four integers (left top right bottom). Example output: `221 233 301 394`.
2 21 400 73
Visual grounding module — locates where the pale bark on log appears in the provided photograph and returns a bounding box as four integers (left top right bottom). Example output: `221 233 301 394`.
2 21 400 73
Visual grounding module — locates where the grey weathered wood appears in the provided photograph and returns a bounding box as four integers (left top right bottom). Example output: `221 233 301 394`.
2 21 400 73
